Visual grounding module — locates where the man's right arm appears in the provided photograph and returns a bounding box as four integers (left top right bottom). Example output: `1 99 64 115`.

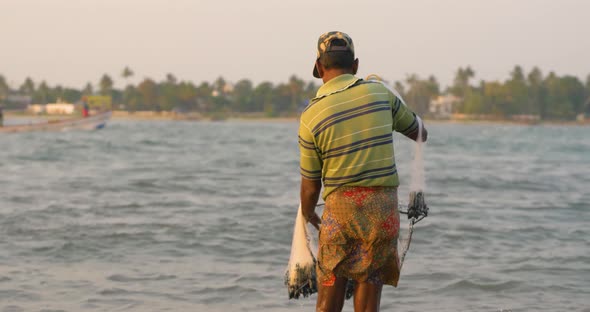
403 116 428 142
391 94 428 142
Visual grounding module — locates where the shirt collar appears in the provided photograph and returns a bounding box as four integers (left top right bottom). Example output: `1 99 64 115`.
314 74 361 100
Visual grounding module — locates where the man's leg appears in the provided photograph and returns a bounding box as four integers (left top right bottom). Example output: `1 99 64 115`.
316 276 347 312
353 282 383 312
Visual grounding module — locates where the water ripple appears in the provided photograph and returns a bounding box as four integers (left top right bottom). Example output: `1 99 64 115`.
0 121 588 311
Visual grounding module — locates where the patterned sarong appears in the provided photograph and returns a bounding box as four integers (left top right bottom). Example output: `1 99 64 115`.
317 186 401 287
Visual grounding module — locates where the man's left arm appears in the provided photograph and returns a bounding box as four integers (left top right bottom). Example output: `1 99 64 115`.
300 177 321 230
298 120 323 230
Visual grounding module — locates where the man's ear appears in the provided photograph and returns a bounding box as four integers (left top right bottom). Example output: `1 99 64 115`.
316 60 324 78
352 58 359 75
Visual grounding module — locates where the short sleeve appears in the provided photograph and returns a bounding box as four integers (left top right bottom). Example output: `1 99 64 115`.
390 93 419 136
298 121 323 180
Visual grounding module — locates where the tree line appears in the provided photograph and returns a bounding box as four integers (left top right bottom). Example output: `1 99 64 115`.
1 65 589 120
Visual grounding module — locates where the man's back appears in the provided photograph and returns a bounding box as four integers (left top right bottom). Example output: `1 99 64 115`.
299 74 418 199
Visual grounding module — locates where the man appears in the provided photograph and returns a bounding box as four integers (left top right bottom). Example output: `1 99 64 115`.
0 106 4 127
298 31 427 312
82 101 89 118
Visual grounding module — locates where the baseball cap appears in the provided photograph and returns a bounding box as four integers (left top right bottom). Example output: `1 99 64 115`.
313 31 355 78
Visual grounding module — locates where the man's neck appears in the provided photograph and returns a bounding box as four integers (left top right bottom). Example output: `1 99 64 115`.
322 69 354 83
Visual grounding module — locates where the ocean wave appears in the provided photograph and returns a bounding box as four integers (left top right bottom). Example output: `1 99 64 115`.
433 279 523 294
1 121 588 311
107 274 177 283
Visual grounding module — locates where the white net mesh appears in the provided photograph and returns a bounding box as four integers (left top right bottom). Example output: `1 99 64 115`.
284 204 317 299
365 74 427 269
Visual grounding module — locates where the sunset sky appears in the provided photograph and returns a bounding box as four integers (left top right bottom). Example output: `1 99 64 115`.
1 0 588 89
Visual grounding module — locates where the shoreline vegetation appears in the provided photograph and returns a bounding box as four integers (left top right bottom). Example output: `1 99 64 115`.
5 110 589 126
2 65 589 123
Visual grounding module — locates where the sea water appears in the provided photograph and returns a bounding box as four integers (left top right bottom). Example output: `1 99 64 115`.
0 120 589 312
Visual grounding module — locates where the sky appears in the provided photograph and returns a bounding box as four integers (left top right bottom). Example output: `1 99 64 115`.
1 0 589 90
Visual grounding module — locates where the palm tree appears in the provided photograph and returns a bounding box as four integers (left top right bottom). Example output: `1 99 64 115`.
452 66 474 97
0 75 10 100
82 82 94 96
99 74 114 96
19 77 35 96
121 66 134 86
288 75 304 112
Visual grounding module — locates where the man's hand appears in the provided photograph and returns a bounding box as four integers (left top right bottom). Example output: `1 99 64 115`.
404 117 428 142
303 211 321 231
300 177 322 231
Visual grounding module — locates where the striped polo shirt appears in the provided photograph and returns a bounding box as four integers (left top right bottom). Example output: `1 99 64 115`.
298 74 419 200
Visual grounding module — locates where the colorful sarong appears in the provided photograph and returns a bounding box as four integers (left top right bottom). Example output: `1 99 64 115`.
317 186 401 287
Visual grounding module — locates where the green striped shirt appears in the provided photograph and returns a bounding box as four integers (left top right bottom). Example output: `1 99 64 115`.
299 74 418 200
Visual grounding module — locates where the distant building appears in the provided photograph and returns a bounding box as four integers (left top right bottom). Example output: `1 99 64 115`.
223 83 234 94
429 94 460 119
29 99 77 115
212 83 234 97
46 103 75 115
85 95 112 111
2 94 32 109
28 104 45 114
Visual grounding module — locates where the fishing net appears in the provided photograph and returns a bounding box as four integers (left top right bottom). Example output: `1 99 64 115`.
365 74 429 269
284 204 356 300
284 204 318 299
285 194 427 299
398 190 429 269
397 113 428 269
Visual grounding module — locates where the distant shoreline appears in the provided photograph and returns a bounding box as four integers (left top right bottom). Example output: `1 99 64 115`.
5 110 589 126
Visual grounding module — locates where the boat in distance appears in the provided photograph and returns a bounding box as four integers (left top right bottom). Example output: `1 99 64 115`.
0 111 112 133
